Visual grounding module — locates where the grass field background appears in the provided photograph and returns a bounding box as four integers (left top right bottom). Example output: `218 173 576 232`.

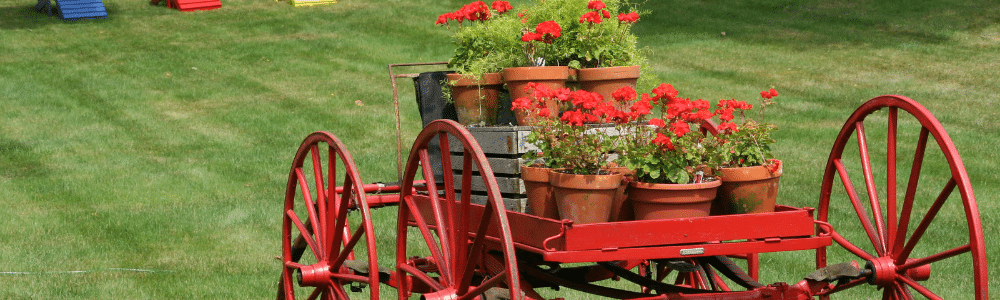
1 0 997 298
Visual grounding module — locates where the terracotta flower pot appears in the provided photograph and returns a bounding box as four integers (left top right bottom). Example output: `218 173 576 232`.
606 166 635 222
502 66 569 126
577 65 640 110
522 165 558 219
549 170 622 224
629 179 721 220
446 72 503 125
711 159 783 215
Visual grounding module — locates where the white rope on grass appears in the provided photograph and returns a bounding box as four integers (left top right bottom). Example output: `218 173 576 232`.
1 268 175 275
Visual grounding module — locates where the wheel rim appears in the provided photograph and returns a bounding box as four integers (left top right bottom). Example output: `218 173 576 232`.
395 119 522 300
279 132 379 300
816 95 987 299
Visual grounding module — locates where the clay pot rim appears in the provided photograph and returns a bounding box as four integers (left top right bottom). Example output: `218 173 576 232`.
576 65 641 81
717 159 783 181
549 169 623 190
502 66 570 82
520 165 551 182
446 72 503 86
629 178 722 190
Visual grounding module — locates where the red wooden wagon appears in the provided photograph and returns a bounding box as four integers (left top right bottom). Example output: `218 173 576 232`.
274 66 988 300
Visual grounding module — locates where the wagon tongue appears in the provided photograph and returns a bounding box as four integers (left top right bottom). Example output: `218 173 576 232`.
805 261 866 283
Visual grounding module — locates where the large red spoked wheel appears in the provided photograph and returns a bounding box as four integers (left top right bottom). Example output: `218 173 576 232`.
395 120 522 300
816 95 987 299
279 132 379 300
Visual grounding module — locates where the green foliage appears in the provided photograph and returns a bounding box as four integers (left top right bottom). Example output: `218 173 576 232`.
518 0 647 68
716 120 776 167
445 13 522 76
526 120 619 174
715 93 779 167
621 128 715 184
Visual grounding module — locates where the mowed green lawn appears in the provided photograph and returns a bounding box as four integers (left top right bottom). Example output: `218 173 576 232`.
1 0 997 298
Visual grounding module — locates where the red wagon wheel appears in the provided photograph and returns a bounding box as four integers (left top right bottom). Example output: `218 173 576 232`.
278 132 379 300
816 95 987 299
395 119 522 300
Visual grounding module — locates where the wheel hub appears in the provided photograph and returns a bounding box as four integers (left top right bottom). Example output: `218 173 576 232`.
297 261 333 287
866 257 931 286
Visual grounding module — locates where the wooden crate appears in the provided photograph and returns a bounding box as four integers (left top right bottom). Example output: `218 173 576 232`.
447 126 535 213
446 124 624 213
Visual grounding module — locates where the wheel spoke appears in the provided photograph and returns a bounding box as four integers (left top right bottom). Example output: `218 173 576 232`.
458 202 495 295
402 193 451 285
855 122 888 255
898 276 942 300
330 284 348 300
897 178 956 263
287 209 322 261
898 244 971 272
306 286 322 300
834 159 885 255
455 150 474 279
311 145 328 255
330 175 353 261
296 168 324 257
331 224 369 271
894 127 929 257
436 132 460 283
399 263 446 291
887 282 911 300
828 226 876 261
886 108 898 254
461 269 508 299
419 148 455 285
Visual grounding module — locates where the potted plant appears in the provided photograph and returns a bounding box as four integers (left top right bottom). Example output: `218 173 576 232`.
503 16 569 125
710 88 782 215
512 82 632 224
617 83 723 220
436 1 520 125
566 0 646 108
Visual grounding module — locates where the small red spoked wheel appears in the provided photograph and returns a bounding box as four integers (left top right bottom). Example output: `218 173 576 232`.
395 120 522 300
278 132 379 300
816 95 987 299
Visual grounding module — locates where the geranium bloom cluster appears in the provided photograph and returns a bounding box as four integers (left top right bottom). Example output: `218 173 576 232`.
715 99 752 133
435 1 512 26
511 82 628 126
615 84 717 151
617 11 639 23
521 20 562 44
580 1 611 24
512 82 629 175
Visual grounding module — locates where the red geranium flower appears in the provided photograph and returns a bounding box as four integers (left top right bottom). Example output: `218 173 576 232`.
611 86 637 102
580 11 602 24
521 32 543 42
617 11 639 23
491 1 512 14
534 20 562 43
651 83 679 102
671 120 690 137
761 88 779 99
652 133 674 150
587 0 606 10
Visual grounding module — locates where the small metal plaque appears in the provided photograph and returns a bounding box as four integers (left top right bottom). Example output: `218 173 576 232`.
680 248 705 256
